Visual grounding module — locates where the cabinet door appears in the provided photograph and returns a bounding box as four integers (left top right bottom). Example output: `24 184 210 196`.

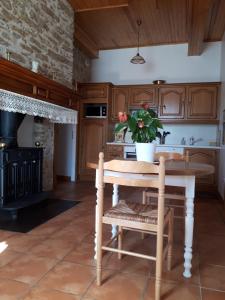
106 145 124 160
129 86 157 107
158 87 185 119
80 84 108 99
184 149 216 185
111 88 129 120
79 119 107 178
187 86 217 119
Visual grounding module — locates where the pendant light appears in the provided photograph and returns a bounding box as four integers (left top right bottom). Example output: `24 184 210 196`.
130 19 146 64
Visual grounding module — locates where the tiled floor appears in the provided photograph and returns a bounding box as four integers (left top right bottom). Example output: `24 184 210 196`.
0 181 225 300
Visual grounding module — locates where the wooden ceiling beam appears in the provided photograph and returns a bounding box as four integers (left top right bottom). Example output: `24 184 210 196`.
69 0 129 12
75 24 99 58
187 0 215 56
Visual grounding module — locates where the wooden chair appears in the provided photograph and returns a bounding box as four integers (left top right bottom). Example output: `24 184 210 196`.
143 151 189 219
96 152 174 300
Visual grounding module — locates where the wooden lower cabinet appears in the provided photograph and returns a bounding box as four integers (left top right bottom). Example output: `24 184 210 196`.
106 145 124 160
78 119 107 180
184 148 218 190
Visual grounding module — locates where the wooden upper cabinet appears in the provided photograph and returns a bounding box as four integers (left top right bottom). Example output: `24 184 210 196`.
187 86 218 119
80 83 109 99
158 87 185 119
129 86 157 107
111 87 129 120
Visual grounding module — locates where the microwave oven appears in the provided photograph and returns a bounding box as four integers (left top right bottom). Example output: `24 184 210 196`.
84 103 107 118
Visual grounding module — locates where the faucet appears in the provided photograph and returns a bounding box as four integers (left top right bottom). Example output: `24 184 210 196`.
189 136 203 145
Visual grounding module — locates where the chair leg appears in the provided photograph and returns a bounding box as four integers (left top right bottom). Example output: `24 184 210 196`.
96 221 103 286
155 229 163 300
167 209 174 271
118 226 123 259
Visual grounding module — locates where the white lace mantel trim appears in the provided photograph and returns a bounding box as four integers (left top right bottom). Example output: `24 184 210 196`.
0 88 77 124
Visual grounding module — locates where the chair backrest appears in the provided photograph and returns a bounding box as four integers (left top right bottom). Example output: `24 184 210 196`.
96 153 166 229
97 152 165 190
155 150 189 163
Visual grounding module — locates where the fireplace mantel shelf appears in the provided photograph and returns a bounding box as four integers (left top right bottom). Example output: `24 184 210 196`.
0 58 79 111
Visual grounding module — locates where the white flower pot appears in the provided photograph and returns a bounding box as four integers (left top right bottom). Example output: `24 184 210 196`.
136 143 156 162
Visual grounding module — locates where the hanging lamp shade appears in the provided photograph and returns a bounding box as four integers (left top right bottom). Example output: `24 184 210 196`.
130 53 146 64
131 19 146 64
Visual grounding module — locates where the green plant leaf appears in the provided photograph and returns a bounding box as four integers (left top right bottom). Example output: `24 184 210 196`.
127 116 137 132
115 122 128 133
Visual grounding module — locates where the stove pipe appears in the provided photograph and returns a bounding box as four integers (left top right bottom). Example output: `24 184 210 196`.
0 111 25 148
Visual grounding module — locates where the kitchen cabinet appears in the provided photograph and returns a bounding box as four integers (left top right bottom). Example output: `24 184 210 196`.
111 87 129 120
79 83 110 100
187 86 218 120
184 148 217 187
106 144 124 160
78 119 107 180
158 86 185 119
129 86 157 107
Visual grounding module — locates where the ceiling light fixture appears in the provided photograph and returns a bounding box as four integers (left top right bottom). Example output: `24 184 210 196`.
130 19 146 64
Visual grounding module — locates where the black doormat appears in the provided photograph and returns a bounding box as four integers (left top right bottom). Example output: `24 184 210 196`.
0 199 80 233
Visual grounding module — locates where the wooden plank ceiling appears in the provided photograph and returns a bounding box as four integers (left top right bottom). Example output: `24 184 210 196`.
69 0 225 58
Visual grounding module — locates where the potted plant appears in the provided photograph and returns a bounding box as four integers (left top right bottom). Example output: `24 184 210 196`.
115 104 163 162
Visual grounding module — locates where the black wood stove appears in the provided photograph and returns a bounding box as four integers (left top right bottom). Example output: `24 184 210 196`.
0 111 46 219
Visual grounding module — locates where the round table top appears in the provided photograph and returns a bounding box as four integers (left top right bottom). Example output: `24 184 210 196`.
88 160 214 177
164 161 214 177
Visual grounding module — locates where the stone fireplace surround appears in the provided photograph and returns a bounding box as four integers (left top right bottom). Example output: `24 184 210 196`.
0 88 78 191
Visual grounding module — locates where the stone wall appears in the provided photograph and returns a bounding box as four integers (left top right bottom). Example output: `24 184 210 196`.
0 0 74 87
73 46 91 82
33 118 54 191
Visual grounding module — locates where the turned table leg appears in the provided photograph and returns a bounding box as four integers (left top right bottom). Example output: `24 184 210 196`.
112 184 119 238
183 176 195 278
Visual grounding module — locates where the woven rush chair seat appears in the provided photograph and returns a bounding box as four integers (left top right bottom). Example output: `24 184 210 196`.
104 200 170 225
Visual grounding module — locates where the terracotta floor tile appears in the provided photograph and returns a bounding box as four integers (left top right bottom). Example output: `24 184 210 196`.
6 234 45 253
0 249 21 267
201 288 225 300
29 238 77 260
104 253 151 276
148 246 200 285
143 279 201 300
64 242 98 266
0 254 58 285
39 261 96 296
0 230 17 241
22 286 81 300
0 278 29 300
53 225 92 243
28 222 64 237
200 264 225 291
198 234 225 266
85 271 147 300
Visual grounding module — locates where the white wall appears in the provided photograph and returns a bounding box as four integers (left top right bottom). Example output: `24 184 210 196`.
124 124 218 146
218 34 225 200
54 124 77 181
91 42 221 84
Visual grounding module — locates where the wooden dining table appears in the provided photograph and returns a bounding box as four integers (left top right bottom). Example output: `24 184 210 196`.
89 160 215 279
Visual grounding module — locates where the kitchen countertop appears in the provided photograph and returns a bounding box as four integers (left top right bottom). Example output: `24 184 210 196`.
107 142 221 150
